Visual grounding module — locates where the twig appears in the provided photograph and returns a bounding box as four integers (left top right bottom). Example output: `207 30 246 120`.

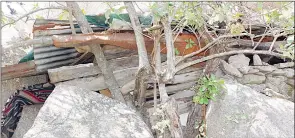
1 6 68 29
175 50 286 73
269 32 287 51
68 8 76 35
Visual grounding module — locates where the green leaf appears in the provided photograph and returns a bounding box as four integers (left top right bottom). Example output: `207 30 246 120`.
256 2 263 11
105 9 112 24
81 8 86 15
58 10 68 20
199 98 204 104
175 48 180 55
35 15 44 19
233 12 244 19
199 85 206 92
33 3 39 10
193 96 200 103
203 98 209 105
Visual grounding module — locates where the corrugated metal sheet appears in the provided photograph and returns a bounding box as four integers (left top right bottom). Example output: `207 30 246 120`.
33 19 81 72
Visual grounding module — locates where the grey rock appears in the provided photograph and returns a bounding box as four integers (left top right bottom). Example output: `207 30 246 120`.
282 68 294 78
228 54 250 69
253 72 265 76
266 76 288 86
266 83 280 93
238 74 266 84
207 81 294 138
253 54 262 65
287 79 294 87
262 62 270 65
220 60 243 78
252 65 277 73
238 66 250 74
246 84 267 93
214 67 226 78
24 85 153 138
271 69 285 76
247 68 260 74
12 105 43 138
274 62 294 69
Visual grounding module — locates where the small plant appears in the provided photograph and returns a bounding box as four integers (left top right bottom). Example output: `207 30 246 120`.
193 74 225 105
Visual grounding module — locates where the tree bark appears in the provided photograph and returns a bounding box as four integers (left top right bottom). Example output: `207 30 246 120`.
66 2 125 103
125 1 151 108
161 17 176 82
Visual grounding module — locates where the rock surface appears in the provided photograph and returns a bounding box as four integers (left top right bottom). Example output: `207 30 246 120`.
12 105 43 138
238 74 266 84
228 54 250 69
220 60 243 78
282 68 294 78
252 65 277 73
253 54 262 65
274 62 294 69
206 81 294 138
23 85 153 138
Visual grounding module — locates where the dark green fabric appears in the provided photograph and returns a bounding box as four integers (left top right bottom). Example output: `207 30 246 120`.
18 49 34 63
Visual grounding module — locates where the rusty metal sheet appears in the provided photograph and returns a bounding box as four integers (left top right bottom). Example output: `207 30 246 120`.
52 32 209 56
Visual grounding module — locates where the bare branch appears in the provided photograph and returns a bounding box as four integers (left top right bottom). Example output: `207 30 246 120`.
175 50 286 73
1 6 68 29
68 8 76 35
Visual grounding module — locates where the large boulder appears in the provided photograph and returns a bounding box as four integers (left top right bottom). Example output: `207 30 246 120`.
207 81 294 138
23 85 153 138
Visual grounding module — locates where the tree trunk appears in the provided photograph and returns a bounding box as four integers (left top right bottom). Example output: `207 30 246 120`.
66 2 125 103
185 44 222 138
125 1 151 108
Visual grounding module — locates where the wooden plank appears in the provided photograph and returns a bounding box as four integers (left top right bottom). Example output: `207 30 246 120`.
48 53 167 83
121 69 202 95
55 67 137 91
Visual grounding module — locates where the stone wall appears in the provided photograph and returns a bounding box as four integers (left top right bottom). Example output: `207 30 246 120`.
217 53 294 102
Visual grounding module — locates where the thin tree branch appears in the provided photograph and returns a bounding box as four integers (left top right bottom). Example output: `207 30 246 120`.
68 8 76 35
175 50 286 73
1 6 68 29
